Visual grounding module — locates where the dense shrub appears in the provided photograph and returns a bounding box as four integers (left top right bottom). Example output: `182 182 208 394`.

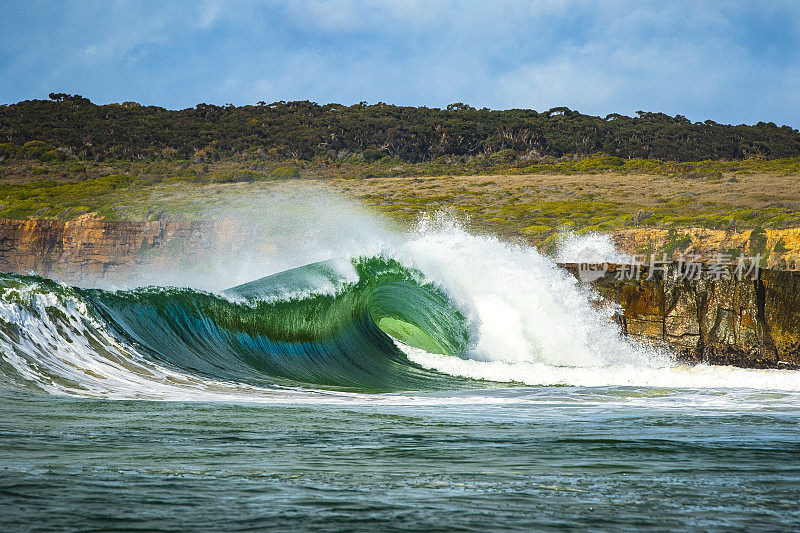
2 98 799 163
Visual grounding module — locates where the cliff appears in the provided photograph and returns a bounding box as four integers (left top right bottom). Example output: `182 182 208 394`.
0 215 221 285
609 227 800 270
561 263 800 369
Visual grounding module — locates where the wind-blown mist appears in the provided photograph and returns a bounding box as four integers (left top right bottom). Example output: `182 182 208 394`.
124 186 401 291
555 231 631 264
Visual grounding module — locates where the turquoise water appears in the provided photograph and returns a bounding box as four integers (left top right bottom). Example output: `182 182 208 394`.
2 388 800 531
2 241 800 530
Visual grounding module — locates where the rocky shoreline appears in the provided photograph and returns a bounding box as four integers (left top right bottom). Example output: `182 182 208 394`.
0 216 231 285
561 263 800 369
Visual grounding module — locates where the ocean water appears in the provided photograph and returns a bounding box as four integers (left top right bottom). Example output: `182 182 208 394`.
1 212 799 530
2 389 799 531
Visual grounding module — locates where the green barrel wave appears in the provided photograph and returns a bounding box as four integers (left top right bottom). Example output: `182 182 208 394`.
0 257 480 393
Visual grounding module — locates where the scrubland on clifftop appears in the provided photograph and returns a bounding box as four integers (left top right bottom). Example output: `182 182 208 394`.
3 98 800 268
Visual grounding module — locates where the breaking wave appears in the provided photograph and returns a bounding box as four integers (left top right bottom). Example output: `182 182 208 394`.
1 216 799 399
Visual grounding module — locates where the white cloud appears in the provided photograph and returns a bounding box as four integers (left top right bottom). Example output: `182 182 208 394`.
496 59 617 111
197 0 224 28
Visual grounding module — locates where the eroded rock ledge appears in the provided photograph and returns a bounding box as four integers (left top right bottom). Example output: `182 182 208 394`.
561 263 800 369
0 216 237 286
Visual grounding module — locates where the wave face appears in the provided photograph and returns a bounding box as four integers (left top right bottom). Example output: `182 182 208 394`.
0 257 474 396
1 215 800 400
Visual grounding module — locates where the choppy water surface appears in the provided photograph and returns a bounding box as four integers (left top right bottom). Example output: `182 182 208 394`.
2 388 800 531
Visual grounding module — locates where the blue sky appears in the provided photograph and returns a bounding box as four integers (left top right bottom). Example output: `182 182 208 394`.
1 1 799 127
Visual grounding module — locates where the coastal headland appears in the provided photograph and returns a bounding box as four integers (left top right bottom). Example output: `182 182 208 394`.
3 98 800 367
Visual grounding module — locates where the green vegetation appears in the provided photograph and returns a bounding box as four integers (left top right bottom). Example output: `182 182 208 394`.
3 153 800 236
662 227 694 255
0 174 136 219
1 96 799 163
512 156 800 178
749 227 769 255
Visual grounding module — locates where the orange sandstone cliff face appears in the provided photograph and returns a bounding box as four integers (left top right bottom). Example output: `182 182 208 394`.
561 264 800 369
0 216 282 287
0 215 218 285
609 227 800 269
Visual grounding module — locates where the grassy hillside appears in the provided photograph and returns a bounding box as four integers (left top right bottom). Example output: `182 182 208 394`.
1 154 799 230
